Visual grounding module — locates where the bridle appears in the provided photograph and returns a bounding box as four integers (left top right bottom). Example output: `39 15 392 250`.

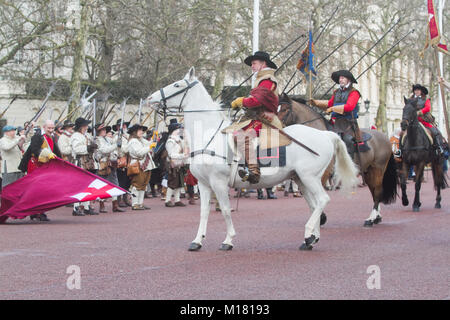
159 79 199 115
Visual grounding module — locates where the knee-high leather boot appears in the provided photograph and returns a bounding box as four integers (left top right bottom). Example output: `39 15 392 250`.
238 136 260 184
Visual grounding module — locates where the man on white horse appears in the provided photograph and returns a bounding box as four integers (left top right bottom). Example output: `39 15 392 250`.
230 51 280 184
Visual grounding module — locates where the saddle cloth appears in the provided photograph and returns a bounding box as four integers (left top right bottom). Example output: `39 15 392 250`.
355 132 372 153
257 146 287 168
401 122 433 145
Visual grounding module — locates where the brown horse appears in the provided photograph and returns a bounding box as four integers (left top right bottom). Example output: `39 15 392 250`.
278 94 398 227
399 97 447 211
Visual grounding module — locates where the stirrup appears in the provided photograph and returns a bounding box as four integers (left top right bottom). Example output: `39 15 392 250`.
394 150 402 158
238 167 250 182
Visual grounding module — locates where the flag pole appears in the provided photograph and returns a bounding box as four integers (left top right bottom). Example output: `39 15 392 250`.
433 46 450 138
309 70 312 101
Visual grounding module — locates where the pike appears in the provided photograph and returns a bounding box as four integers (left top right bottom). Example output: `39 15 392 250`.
285 28 359 94
25 81 58 136
117 97 129 149
215 33 308 101
138 98 143 124
128 99 143 123
277 5 339 77
0 95 18 119
103 103 117 125
55 93 75 124
92 99 97 140
319 18 402 99
141 110 154 126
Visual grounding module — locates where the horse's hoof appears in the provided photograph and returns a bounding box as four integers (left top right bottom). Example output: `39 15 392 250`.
299 243 313 251
402 198 409 207
188 243 202 251
320 213 327 226
219 244 233 251
373 216 382 225
413 206 420 212
435 203 441 209
364 220 374 228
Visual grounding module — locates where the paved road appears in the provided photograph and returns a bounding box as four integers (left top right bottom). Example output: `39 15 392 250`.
0 178 448 300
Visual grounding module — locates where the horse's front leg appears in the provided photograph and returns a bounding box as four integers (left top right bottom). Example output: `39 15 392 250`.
400 162 409 207
212 182 236 251
189 182 212 251
412 163 425 212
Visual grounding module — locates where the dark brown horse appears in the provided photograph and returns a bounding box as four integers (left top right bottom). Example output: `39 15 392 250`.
279 94 398 227
399 97 447 211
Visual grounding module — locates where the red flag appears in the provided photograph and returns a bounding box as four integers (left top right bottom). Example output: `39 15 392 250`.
428 0 441 45
0 158 127 223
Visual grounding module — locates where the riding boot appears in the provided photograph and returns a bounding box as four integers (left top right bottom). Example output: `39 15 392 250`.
342 134 356 159
238 137 260 184
431 127 445 155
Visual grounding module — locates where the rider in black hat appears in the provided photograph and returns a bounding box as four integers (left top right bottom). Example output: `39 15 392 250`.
410 84 445 155
229 51 280 184
310 69 362 158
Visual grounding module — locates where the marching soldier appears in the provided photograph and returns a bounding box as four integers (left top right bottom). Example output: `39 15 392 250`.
310 70 362 158
96 124 125 213
127 124 156 210
230 51 280 184
71 117 99 216
165 119 188 207
113 119 132 208
57 120 75 163
0 125 25 188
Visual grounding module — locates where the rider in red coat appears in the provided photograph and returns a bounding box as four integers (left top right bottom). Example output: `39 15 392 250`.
411 84 445 154
230 51 279 184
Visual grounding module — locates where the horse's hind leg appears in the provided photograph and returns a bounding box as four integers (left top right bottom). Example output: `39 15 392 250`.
363 167 383 227
435 187 442 209
189 182 212 251
412 162 425 212
212 181 236 251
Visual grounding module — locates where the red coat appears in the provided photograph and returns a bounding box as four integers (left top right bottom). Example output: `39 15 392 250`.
242 79 277 136
418 99 433 128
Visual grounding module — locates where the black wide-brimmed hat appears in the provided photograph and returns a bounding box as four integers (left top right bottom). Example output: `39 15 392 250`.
412 84 428 96
61 120 75 129
331 70 358 84
74 117 91 130
127 124 148 135
112 119 131 132
168 118 183 134
244 51 278 70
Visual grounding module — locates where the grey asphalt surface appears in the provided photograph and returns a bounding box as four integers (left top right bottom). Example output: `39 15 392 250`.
0 177 448 300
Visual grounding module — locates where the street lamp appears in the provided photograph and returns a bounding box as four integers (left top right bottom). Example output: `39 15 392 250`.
364 99 370 113
364 99 370 128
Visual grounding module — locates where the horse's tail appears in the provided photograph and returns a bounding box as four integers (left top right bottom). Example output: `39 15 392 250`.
327 132 359 193
381 154 398 204
431 157 448 190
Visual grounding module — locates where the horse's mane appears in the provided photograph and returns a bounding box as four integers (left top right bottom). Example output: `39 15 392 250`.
280 94 332 130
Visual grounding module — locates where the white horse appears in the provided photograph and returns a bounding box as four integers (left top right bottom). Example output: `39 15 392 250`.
148 67 359 251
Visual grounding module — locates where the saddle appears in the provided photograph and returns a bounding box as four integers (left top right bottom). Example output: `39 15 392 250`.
222 111 292 150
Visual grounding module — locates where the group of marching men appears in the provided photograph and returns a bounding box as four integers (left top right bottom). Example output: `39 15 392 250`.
0 115 193 221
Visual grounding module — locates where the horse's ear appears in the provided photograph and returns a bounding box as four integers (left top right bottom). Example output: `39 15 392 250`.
185 67 196 81
404 96 408 104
